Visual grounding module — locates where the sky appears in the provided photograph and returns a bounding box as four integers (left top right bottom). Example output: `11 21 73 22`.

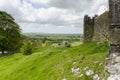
0 0 108 34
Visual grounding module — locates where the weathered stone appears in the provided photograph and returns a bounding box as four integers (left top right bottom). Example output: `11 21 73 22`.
110 53 120 57
107 63 120 74
109 0 120 45
106 56 116 66
86 70 94 76
107 65 118 74
109 0 120 24
115 56 120 63
93 74 100 80
109 29 120 44
93 12 109 42
106 58 112 66
109 45 120 54
106 0 120 79
83 12 109 43
71 67 80 75
108 75 120 80
83 15 94 42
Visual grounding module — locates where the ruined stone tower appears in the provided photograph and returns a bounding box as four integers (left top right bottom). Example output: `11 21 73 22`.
83 15 94 42
106 0 120 79
109 0 120 54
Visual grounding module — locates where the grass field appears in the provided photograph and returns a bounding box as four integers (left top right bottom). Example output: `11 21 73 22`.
0 42 108 80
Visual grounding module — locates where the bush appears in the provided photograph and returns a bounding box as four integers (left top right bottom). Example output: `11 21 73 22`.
65 43 71 47
44 40 52 47
34 40 43 49
21 41 33 55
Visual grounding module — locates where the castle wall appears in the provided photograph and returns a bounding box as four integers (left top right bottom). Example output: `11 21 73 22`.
109 0 120 45
83 0 120 44
83 12 109 43
83 15 94 42
93 12 109 42
108 0 120 55
106 0 120 79
83 0 120 79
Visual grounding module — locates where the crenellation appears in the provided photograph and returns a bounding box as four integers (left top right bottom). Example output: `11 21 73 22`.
84 12 109 43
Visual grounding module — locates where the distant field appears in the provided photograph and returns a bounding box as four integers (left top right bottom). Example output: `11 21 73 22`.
23 33 82 43
0 42 108 80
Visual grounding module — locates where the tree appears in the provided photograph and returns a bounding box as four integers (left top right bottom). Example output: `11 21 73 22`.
0 11 22 54
0 35 7 54
21 41 33 55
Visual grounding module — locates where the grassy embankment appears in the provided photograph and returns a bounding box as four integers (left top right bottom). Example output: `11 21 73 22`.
0 42 108 80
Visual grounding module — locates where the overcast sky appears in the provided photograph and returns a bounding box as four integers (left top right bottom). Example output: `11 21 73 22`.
0 0 108 34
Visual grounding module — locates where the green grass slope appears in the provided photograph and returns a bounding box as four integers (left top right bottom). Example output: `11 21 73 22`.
0 42 108 80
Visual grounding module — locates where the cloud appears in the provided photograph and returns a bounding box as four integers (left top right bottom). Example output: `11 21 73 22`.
30 0 108 13
30 0 93 12
0 0 21 15
90 0 108 16
0 0 108 34
20 23 82 34
30 0 50 4
97 5 108 15
19 1 80 27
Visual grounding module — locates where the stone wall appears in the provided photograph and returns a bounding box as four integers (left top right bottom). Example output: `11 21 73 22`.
106 0 120 79
93 12 109 42
83 0 120 79
83 15 94 42
109 0 120 45
83 12 109 43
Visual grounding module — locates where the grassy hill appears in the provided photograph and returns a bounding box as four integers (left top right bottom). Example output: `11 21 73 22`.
0 42 108 80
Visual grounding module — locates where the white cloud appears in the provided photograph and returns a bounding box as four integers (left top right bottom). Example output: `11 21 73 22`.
19 1 80 25
20 23 82 34
90 0 108 16
30 0 50 4
30 0 93 11
97 5 108 15
0 0 108 34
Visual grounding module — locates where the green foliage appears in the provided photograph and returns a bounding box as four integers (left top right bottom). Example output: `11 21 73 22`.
93 42 109 53
21 41 33 55
0 11 22 54
0 35 7 53
42 37 47 43
33 40 43 49
65 43 71 47
44 40 52 47
0 42 108 80
23 33 81 44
